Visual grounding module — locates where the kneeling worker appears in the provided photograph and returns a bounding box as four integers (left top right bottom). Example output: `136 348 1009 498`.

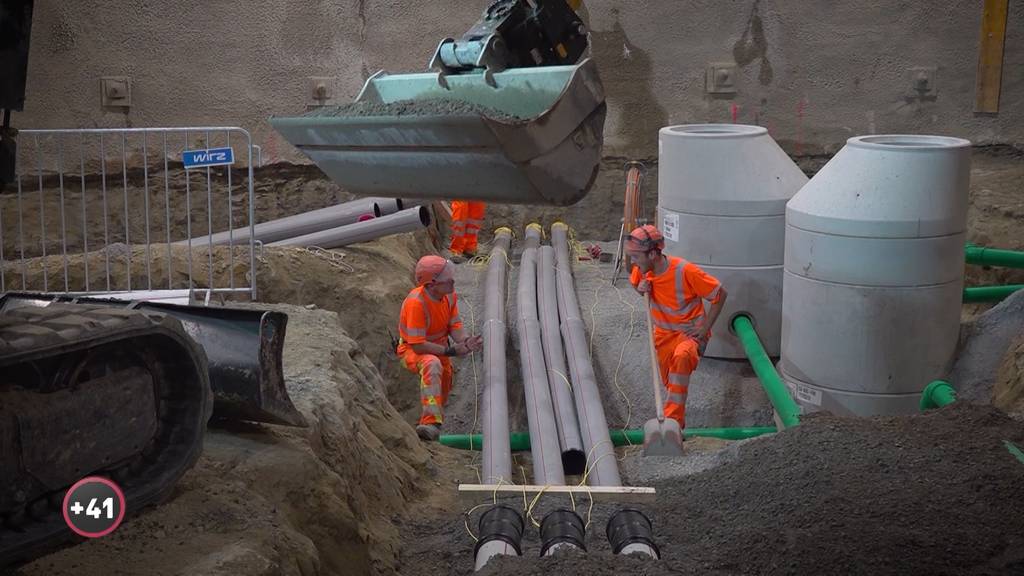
398 255 483 441
625 225 728 430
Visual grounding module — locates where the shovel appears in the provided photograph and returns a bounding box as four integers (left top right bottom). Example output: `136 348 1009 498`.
641 292 685 456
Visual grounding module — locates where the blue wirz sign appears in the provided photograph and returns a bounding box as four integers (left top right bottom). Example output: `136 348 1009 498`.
182 147 235 169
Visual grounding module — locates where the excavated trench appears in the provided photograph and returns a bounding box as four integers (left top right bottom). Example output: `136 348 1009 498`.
5 146 1024 575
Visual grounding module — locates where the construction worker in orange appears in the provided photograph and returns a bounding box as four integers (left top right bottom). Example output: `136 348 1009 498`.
398 255 483 441
625 225 728 430
448 201 485 262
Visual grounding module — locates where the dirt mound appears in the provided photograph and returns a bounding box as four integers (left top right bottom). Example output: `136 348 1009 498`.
965 146 1024 291
254 235 436 420
0 231 436 422
419 403 1024 576
995 334 1024 414
949 288 1024 404
17 305 431 576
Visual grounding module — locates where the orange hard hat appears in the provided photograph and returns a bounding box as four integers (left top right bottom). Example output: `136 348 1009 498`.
415 255 454 286
625 224 665 252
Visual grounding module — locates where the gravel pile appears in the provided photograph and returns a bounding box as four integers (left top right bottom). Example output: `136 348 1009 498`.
402 402 1024 575
303 98 522 121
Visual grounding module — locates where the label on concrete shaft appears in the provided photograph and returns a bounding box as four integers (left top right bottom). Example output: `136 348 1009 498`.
795 384 822 406
662 212 679 241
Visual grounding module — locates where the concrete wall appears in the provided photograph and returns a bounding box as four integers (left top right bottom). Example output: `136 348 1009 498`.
15 0 1024 159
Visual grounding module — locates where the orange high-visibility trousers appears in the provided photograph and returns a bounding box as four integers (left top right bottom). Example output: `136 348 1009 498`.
652 329 703 428
401 349 454 426
449 201 486 255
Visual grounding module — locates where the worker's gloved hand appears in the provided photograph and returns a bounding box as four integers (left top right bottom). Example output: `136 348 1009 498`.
636 279 651 295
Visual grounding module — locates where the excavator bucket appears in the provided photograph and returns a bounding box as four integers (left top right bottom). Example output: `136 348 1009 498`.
270 58 606 206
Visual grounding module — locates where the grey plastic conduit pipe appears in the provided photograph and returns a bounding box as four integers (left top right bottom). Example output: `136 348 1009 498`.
518 224 566 486
482 228 514 485
178 197 402 246
539 245 587 474
551 224 658 560
475 228 517 572
268 206 430 249
550 222 622 487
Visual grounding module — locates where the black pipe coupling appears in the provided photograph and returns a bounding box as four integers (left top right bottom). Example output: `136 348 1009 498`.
474 504 525 557
606 507 660 558
539 508 586 556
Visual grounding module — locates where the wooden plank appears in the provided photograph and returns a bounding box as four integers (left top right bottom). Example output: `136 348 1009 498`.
975 0 1009 113
458 483 657 504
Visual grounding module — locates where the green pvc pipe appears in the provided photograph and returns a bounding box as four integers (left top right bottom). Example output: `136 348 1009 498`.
732 314 801 429
438 426 776 451
920 380 957 411
963 285 1024 303
965 244 1024 269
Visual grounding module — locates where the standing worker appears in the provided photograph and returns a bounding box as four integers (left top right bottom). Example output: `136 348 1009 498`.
625 225 728 430
398 255 483 440
448 201 486 262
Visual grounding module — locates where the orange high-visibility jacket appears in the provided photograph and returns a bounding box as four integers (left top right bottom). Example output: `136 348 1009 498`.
631 256 723 334
397 286 463 354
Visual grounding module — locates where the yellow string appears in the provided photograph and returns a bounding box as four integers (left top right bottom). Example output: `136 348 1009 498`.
577 439 615 486
465 464 482 484
606 280 638 431
525 484 553 528
491 477 506 505
462 502 491 541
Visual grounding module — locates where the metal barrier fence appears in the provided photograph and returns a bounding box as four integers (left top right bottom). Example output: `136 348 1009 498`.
0 127 257 300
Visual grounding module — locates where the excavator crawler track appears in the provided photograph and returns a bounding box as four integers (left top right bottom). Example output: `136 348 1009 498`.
0 303 213 567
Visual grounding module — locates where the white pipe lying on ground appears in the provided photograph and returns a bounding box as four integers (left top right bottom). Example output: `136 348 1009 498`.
178 197 403 247
267 206 430 248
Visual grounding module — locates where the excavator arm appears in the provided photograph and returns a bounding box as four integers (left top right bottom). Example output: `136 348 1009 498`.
431 0 589 74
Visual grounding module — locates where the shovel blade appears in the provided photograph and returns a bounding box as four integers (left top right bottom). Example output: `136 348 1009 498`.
642 418 685 457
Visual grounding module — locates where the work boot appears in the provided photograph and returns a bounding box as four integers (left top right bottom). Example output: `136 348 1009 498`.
416 424 441 441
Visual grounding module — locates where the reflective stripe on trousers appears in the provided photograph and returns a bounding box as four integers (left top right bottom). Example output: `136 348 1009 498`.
401 350 453 425
653 328 702 428
450 201 485 254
